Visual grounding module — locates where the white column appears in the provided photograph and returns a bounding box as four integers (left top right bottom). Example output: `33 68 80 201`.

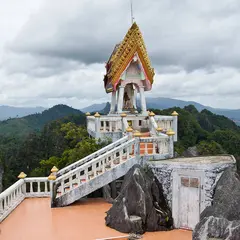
133 89 137 109
139 87 147 114
110 91 116 114
117 86 124 113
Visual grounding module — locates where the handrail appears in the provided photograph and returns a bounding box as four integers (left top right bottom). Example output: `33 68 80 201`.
0 177 50 222
55 138 136 184
57 136 129 177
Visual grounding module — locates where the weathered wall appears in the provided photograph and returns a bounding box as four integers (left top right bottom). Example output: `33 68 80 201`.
149 157 236 210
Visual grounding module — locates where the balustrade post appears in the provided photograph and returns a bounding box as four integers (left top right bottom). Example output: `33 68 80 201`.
18 172 27 195
153 142 156 154
103 121 106 132
94 112 101 138
126 126 133 140
48 166 59 207
167 130 175 158
144 142 148 155
171 111 178 142
0 199 3 214
121 113 127 133
109 121 113 132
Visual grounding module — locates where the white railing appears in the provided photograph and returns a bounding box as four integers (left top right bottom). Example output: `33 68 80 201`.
25 177 50 198
54 139 136 198
57 136 129 177
139 137 170 156
0 177 50 222
154 116 174 132
100 117 122 133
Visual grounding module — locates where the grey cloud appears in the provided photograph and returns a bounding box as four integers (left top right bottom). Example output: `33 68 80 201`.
7 0 240 72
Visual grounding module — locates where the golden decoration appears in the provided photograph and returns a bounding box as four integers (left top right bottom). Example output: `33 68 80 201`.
149 111 155 117
48 173 56 181
85 112 91 116
51 166 59 173
171 111 179 116
121 113 127 117
18 172 27 179
166 129 175 136
94 112 101 118
133 131 141 137
156 127 163 132
126 127 133 132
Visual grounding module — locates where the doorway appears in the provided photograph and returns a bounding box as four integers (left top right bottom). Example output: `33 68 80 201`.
172 170 205 230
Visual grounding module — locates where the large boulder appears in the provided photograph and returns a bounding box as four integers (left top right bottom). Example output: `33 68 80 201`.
201 168 240 221
105 164 172 234
193 168 240 239
183 146 199 157
193 216 240 240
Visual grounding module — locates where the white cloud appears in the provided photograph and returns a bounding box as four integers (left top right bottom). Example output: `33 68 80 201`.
0 0 240 109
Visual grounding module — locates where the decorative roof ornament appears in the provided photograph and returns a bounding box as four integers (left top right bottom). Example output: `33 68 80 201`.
171 111 179 116
166 129 175 136
18 172 27 179
51 166 59 173
104 22 155 93
94 112 101 118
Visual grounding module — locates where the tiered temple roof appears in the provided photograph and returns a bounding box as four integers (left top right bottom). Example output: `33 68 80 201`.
104 22 155 93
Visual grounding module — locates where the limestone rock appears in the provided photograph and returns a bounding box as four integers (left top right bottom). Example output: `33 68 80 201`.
193 169 240 239
193 216 240 240
201 168 240 221
183 146 199 157
105 164 172 234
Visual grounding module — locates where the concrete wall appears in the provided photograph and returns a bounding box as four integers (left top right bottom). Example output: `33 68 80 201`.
149 156 236 210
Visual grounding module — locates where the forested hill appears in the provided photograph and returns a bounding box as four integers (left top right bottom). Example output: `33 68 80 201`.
151 105 240 157
1 103 240 191
0 104 85 138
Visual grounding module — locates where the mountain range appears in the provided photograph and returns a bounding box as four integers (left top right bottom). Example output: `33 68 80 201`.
0 105 45 120
80 97 240 125
0 97 239 126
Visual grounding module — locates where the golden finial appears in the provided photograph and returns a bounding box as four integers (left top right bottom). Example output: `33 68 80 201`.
166 129 175 136
85 112 91 116
156 127 163 132
126 127 133 132
121 113 127 117
133 131 141 137
18 172 27 179
48 173 56 181
171 111 179 116
149 111 155 117
51 166 59 173
94 112 101 118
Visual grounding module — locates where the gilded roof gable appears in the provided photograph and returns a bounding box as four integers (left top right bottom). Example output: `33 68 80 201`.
104 22 155 92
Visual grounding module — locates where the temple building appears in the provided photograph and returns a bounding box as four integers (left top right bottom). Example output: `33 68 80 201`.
104 22 154 115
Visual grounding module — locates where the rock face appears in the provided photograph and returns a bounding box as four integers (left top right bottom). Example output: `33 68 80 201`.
193 216 240 240
105 165 173 234
183 146 199 157
193 169 240 240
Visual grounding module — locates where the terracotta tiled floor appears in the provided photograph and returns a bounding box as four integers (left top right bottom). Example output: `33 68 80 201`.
0 198 192 240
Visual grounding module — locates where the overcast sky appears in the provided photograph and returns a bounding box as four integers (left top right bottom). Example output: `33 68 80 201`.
0 0 240 109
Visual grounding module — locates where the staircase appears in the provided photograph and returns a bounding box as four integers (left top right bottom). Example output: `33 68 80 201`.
52 138 138 207
51 132 171 207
